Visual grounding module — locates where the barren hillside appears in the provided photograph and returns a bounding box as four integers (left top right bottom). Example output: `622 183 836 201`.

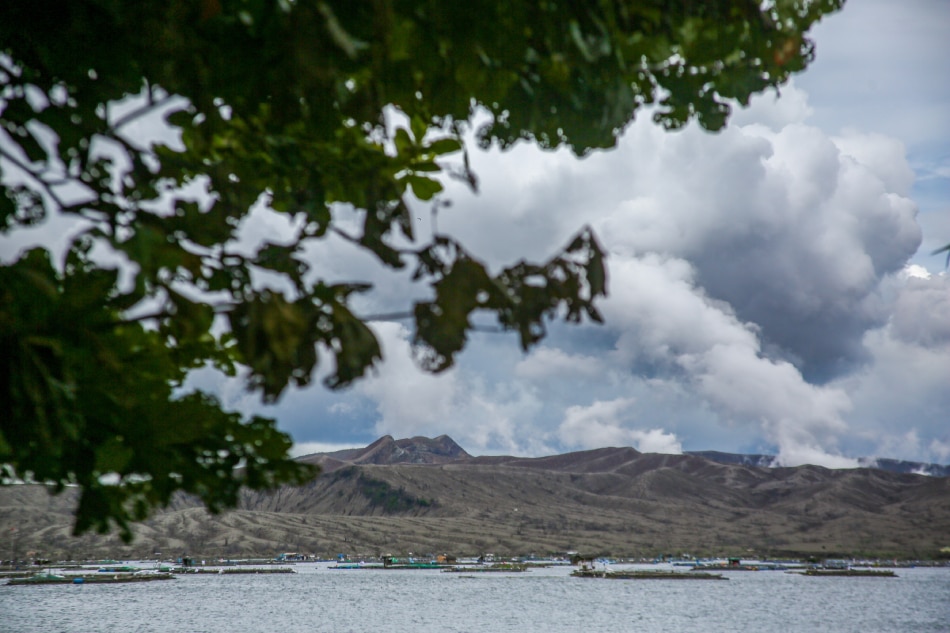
2 436 948 561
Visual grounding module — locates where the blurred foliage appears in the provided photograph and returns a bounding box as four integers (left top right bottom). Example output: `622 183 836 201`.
933 244 950 269
0 0 842 538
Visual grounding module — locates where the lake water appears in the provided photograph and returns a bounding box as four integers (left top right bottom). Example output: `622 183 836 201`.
1 563 948 632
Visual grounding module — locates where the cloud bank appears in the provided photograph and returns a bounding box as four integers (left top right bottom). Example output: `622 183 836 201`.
260 76 948 470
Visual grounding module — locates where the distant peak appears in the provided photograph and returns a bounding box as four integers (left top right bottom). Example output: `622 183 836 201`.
395 435 471 458
343 435 471 465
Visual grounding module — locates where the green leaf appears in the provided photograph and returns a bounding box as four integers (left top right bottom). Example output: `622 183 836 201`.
94 438 134 474
426 138 462 156
406 174 443 201
409 161 441 173
394 127 414 154
17 128 48 163
410 115 429 146
0 188 17 230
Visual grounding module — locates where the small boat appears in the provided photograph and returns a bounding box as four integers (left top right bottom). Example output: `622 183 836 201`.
19 573 66 583
329 562 384 570
572 568 725 580
442 564 529 573
8 573 173 586
799 568 896 577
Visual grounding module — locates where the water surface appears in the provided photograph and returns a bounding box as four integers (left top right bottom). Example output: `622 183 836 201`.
2 564 947 632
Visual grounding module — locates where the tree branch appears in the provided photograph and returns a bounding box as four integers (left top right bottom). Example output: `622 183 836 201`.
359 311 413 322
0 144 68 212
108 91 177 135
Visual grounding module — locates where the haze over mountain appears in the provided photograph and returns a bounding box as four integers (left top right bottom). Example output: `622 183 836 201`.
2 436 947 562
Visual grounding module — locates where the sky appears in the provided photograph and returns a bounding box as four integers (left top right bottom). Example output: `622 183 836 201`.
3 0 949 468
262 0 950 467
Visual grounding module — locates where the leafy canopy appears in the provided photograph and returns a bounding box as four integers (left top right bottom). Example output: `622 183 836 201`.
0 0 843 539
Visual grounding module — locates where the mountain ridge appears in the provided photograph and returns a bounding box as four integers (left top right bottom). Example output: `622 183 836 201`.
299 436 950 477
2 436 947 561
684 450 950 478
